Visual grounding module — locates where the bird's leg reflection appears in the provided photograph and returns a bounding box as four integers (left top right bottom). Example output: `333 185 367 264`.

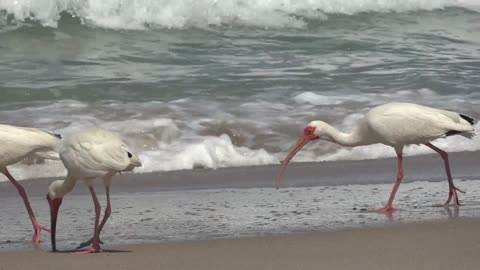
444 204 460 219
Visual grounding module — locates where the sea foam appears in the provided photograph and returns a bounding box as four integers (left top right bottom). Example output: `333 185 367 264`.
3 91 480 181
0 0 477 30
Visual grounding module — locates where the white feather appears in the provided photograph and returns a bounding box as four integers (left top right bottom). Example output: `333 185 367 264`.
365 103 474 146
49 128 142 198
0 124 61 167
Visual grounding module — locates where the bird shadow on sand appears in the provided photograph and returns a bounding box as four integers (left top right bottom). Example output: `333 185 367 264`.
50 248 132 254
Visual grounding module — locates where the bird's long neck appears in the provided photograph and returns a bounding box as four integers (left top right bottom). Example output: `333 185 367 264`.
50 175 76 198
325 124 369 147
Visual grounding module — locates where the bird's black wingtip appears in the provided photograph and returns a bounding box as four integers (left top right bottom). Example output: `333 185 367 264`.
460 114 475 126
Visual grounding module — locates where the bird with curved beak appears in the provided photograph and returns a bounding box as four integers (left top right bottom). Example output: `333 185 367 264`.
46 128 142 253
276 103 474 213
0 124 61 245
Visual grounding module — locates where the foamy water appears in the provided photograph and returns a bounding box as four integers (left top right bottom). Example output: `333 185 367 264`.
0 0 479 29
4 90 480 181
1 1 480 180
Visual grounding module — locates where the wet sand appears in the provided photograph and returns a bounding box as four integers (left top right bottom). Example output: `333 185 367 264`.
0 151 479 260
0 218 479 270
1 151 480 250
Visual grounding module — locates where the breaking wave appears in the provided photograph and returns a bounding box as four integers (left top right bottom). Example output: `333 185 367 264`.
3 90 480 181
0 0 478 30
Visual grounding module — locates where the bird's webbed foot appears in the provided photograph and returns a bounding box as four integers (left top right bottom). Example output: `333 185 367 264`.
32 224 50 246
445 185 465 206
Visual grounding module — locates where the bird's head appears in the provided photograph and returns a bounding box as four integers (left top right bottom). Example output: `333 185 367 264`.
46 180 65 252
275 121 331 189
122 147 142 173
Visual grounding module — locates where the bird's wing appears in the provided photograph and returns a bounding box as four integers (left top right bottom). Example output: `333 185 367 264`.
84 140 132 172
430 108 474 131
366 104 469 145
60 129 133 176
0 125 61 164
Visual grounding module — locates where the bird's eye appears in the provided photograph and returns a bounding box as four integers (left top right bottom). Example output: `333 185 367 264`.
127 152 133 158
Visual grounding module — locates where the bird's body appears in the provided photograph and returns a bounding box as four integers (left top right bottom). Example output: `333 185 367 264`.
0 124 61 165
59 128 138 179
276 102 475 212
364 103 474 146
0 124 61 244
47 128 141 253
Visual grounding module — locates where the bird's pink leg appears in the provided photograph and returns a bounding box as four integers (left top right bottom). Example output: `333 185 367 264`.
1 168 49 245
97 186 111 236
76 186 111 249
424 143 464 206
377 151 403 214
75 185 102 254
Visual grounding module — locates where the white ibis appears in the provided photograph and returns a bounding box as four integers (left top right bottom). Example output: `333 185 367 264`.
276 103 475 213
46 128 141 253
0 124 61 244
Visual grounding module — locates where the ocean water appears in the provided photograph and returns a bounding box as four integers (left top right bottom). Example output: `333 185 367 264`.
1 0 480 180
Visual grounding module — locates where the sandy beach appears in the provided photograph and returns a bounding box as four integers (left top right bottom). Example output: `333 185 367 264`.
0 218 478 270
2 2 480 269
0 152 478 270
1 151 480 252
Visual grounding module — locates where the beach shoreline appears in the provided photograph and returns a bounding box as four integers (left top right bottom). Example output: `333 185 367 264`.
1 218 479 270
1 150 480 252
2 150 480 195
2 2 480 269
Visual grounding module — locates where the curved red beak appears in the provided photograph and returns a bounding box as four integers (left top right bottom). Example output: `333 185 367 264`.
276 134 315 189
47 194 63 252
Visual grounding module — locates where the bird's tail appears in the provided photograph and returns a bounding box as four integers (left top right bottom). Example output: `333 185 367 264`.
460 114 475 126
461 130 476 140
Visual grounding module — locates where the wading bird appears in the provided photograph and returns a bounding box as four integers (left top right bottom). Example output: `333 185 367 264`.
0 124 61 244
276 103 475 213
47 128 141 253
